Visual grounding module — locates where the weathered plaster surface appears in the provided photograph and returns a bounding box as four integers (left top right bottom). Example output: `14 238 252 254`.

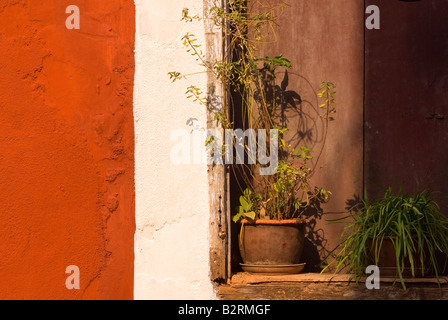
0 0 135 299
134 0 216 299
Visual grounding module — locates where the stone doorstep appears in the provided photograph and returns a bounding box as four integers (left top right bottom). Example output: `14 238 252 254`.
218 273 448 300
228 272 448 286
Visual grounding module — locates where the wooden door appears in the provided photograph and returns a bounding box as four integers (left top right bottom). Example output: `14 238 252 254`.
364 1 448 209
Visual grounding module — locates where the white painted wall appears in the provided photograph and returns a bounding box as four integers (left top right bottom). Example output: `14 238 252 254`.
134 0 216 299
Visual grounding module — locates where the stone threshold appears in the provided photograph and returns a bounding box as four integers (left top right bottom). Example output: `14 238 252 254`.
228 272 448 285
217 272 448 300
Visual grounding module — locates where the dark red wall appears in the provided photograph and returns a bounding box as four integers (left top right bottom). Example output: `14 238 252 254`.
365 0 448 209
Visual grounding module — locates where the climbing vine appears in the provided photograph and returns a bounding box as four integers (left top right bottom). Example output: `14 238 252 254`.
169 0 336 221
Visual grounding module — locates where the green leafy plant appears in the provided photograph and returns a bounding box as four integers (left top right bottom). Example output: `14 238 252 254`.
233 188 260 222
170 1 336 224
232 139 331 223
169 2 293 132
323 187 448 289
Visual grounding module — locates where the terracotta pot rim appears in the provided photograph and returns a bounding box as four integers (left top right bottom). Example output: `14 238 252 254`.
240 218 305 226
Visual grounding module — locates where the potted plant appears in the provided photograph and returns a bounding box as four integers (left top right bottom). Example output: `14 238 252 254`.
323 187 448 289
232 148 331 274
230 76 336 274
169 1 336 274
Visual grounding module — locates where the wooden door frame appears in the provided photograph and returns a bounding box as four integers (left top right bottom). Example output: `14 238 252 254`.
205 0 232 284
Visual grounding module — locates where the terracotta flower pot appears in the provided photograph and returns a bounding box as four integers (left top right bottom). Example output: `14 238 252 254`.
367 236 432 277
238 219 306 267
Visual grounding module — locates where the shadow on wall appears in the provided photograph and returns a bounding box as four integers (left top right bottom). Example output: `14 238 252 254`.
300 197 328 273
255 69 327 154
307 193 363 274
230 69 335 273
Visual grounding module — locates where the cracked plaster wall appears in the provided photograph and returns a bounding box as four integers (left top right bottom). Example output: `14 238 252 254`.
133 0 215 299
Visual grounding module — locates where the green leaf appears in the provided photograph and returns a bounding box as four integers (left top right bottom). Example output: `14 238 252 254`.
244 211 256 220
233 213 243 223
240 196 252 212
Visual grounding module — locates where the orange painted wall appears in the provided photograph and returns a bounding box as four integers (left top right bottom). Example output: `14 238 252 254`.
0 1 135 299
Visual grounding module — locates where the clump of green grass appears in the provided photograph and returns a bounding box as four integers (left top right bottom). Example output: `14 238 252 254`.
323 187 448 289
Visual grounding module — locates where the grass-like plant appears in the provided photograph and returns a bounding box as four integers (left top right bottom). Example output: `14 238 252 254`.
323 187 448 289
